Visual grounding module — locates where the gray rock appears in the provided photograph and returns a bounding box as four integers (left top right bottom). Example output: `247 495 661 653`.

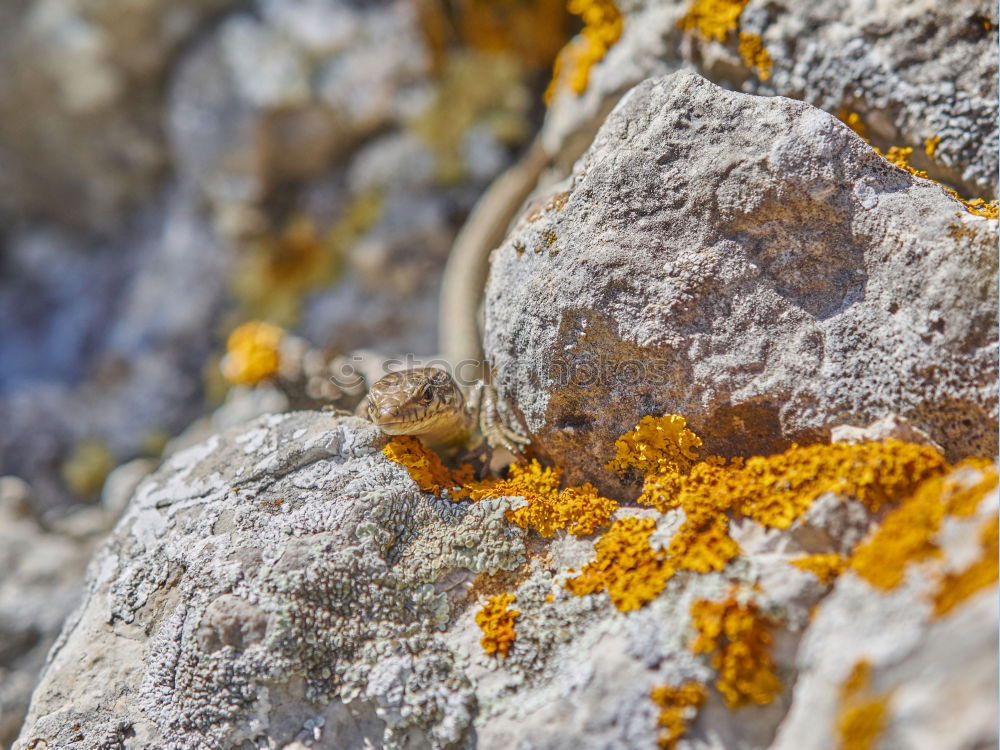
14 412 528 748
543 0 998 200
15 412 996 749
0 485 109 748
486 71 997 492
772 479 999 750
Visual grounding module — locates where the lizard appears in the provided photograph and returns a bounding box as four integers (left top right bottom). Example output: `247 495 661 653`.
361 137 549 461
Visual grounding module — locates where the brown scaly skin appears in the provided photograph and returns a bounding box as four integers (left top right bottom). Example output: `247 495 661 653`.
365 367 529 459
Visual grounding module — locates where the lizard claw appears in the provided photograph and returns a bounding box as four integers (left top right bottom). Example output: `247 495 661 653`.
476 382 531 457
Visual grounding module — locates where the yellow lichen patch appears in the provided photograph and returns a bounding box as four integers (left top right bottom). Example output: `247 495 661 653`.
566 517 673 612
221 321 285 386
837 659 890 750
606 414 704 476
924 135 940 157
476 593 520 657
231 214 344 326
467 458 561 505
840 659 871 697
790 553 847 585
650 681 707 749
383 436 475 497
729 441 948 526
837 109 867 139
453 0 571 69
544 0 623 103
879 145 929 178
638 439 946 529
838 697 890 750
690 596 782 708
737 31 772 80
600 416 947 613
931 513 999 617
677 0 749 42
61 439 114 497
850 462 996 591
506 482 618 537
941 459 997 517
467 459 618 537
961 198 999 219
667 505 741 574
875 144 1000 219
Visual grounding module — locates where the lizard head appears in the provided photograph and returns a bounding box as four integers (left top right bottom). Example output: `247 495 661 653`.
365 367 466 440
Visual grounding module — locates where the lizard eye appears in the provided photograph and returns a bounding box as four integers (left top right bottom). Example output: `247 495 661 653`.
418 385 434 404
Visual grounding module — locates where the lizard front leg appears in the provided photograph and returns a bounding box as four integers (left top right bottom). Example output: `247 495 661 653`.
467 381 531 458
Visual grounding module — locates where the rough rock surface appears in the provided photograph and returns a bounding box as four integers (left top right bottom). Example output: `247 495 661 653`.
486 71 997 491
14 413 998 749
14 412 529 748
0 477 113 747
543 0 997 200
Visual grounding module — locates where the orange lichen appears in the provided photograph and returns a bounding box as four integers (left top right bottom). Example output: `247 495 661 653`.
384 443 618 535
544 0 623 102
689 595 782 708
677 0 749 42
636 437 945 527
606 414 704 476
961 198 999 219
923 135 940 157
840 660 872 698
850 462 996 591
941 459 998 516
667 505 741 574
592 414 949 615
790 553 847 585
470 458 562 502
416 0 570 72
221 321 285 386
931 513 999 617
879 145 929 178
566 517 672 612
876 145 999 219
469 459 619 537
506 482 618 536
454 0 570 68
737 31 772 80
837 109 867 139
476 593 520 656
836 659 890 750
650 681 707 749
231 215 340 326
383 436 475 497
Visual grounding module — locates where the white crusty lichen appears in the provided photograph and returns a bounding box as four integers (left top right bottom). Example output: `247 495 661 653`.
19 412 527 749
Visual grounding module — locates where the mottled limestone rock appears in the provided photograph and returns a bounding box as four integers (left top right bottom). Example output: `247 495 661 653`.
14 413 997 749
0 478 111 747
14 412 528 748
543 0 998 200
486 71 997 492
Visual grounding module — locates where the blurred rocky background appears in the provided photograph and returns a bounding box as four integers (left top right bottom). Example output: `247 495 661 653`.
0 0 996 746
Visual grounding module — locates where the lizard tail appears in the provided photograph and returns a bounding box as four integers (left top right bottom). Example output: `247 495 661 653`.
438 136 549 378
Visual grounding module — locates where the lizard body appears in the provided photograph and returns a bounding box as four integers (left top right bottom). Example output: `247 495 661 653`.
364 138 548 456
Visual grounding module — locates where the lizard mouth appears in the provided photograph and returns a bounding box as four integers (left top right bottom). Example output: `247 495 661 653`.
372 417 441 434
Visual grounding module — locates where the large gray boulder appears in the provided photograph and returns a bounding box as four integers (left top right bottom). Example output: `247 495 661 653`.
543 0 997 200
486 71 997 492
14 411 998 749
13 412 529 748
